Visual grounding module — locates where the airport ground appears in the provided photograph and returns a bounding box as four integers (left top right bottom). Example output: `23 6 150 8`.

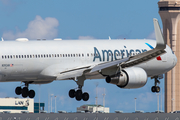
1 113 180 120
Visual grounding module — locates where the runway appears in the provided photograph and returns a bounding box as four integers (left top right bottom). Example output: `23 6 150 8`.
1 113 180 120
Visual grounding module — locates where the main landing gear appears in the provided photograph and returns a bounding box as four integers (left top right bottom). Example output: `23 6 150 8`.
68 76 89 101
151 76 160 93
15 82 35 98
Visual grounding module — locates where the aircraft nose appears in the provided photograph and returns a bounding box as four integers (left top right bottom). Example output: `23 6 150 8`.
174 54 177 66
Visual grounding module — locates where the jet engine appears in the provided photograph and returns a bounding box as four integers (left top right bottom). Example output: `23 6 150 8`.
106 67 147 89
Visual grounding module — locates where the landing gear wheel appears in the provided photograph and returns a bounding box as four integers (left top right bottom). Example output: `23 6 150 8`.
75 90 82 101
82 92 89 101
155 86 160 93
69 89 75 98
29 90 35 98
151 86 156 93
15 87 22 95
22 87 29 98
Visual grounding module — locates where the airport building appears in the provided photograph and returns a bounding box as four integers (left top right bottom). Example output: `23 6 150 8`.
77 104 109 113
0 98 34 113
158 0 180 113
0 98 45 113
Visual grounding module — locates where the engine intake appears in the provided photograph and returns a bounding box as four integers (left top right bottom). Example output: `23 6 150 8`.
105 67 147 89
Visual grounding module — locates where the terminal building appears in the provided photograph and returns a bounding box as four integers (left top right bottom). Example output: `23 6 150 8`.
0 98 44 113
77 104 109 113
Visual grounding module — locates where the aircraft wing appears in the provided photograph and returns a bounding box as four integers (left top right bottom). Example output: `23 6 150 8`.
90 18 166 73
55 19 165 80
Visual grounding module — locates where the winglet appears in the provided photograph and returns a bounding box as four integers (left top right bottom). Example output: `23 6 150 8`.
153 18 166 49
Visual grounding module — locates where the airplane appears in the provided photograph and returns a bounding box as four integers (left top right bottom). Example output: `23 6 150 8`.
0 19 177 101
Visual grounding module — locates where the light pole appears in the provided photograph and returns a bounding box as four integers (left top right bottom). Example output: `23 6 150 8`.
55 96 57 113
39 85 41 113
51 94 54 112
156 93 159 113
134 98 137 112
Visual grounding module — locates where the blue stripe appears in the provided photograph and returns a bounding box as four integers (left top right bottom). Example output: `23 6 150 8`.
145 43 154 49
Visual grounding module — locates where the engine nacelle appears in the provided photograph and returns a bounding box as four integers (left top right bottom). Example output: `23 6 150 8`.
106 67 147 89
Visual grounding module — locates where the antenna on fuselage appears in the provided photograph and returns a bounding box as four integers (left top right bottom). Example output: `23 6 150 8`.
109 36 111 40
1 37 4 41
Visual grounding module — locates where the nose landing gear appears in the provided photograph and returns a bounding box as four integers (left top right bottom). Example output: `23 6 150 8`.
151 76 161 93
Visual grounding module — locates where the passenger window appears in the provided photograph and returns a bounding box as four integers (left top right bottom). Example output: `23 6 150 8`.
27 55 29 58
52 54 54 57
76 54 78 57
79 54 81 57
30 55 32 58
24 55 26 58
16 55 18 58
41 55 43 58
44 54 46 58
65 54 67 57
19 55 21 58
38 55 40 58
73 54 75 57
35 55 37 58
10 55 12 58
87 53 89 57
55 54 56 57
49 54 51 57
57 54 59 57
2 56 4 59
7 55 9 59
82 54 84 57
68 54 70 57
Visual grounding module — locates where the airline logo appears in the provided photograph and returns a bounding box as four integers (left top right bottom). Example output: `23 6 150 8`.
93 47 147 62
145 43 162 61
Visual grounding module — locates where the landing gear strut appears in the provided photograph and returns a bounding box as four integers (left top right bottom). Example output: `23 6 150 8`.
15 82 35 98
68 76 89 101
151 76 160 93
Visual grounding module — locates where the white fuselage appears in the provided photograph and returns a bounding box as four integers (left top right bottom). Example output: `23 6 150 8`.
0 39 177 83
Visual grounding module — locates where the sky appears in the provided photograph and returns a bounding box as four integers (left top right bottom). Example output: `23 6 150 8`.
0 0 165 113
